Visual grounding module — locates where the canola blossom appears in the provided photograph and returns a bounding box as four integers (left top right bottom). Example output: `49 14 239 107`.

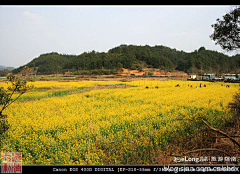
0 80 238 164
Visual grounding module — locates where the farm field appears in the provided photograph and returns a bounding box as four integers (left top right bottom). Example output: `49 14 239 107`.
0 80 239 165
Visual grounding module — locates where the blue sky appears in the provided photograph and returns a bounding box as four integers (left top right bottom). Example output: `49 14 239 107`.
0 5 238 68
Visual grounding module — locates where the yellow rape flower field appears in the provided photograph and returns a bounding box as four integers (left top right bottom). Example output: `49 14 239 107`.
0 80 239 164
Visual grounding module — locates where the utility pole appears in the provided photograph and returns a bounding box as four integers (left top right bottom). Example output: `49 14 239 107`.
35 67 38 78
201 66 202 80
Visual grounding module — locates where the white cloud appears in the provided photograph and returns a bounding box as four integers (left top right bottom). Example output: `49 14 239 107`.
23 11 45 24
179 32 188 36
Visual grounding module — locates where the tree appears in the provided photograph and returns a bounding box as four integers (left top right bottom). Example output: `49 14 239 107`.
198 46 206 52
210 6 240 51
0 68 33 135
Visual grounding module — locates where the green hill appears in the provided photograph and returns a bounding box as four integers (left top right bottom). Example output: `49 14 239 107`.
12 45 240 75
12 52 76 75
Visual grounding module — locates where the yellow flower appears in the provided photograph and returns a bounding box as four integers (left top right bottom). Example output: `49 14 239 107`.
1 80 238 165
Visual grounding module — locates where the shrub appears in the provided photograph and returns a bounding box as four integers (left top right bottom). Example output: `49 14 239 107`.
228 90 240 123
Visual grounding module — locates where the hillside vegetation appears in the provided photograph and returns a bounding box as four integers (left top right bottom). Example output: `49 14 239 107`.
12 45 240 75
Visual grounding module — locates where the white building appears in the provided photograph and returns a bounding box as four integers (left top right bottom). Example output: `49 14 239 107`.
201 74 215 80
224 74 240 80
189 74 197 79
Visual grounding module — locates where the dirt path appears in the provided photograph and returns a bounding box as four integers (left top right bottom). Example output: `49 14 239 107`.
69 84 133 95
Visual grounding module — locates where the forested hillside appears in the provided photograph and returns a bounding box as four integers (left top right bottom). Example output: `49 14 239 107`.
12 45 240 75
12 52 76 75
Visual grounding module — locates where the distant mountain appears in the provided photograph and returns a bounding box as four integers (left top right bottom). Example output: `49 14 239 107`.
0 65 15 70
12 45 240 75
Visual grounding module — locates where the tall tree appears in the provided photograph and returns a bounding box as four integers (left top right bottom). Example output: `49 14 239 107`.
210 6 240 51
